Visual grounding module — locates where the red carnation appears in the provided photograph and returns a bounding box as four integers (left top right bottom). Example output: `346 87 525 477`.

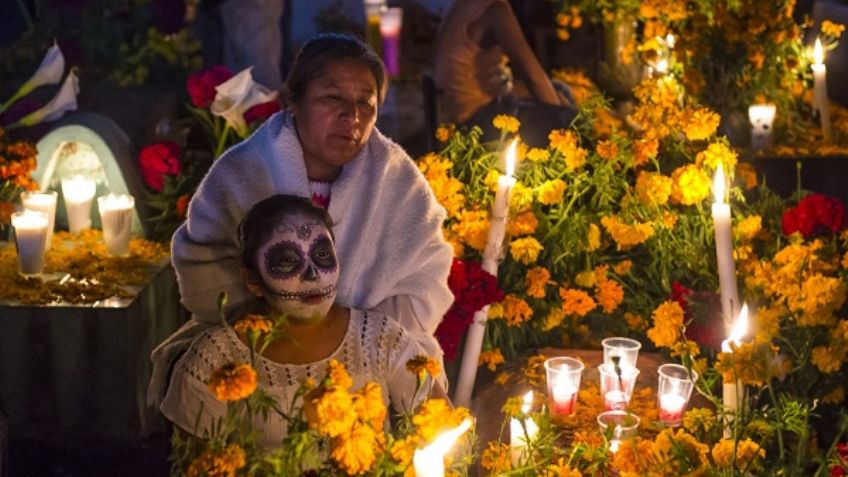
186 65 234 109
244 100 281 125
139 141 182 192
782 193 845 238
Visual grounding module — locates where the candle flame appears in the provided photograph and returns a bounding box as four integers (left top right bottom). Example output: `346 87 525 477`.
417 418 473 460
666 34 676 49
814 38 824 65
656 59 669 73
505 138 518 177
713 163 726 204
521 391 534 414
727 303 749 345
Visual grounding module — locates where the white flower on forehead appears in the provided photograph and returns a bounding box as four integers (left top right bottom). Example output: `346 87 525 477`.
7 69 79 130
210 67 278 137
1 41 65 114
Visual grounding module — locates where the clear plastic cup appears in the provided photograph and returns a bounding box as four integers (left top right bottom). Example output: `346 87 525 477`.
657 364 698 427
602 337 642 369
598 363 640 411
544 357 584 417
11 210 49 275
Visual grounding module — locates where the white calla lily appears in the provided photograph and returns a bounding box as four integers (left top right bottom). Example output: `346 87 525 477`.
1 42 65 113
8 70 79 130
210 67 277 137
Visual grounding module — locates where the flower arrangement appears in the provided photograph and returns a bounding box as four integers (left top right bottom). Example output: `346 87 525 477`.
170 300 474 477
141 65 280 241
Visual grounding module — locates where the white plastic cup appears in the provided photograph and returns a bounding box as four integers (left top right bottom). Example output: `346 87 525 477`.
21 190 57 251
11 210 49 275
97 194 134 256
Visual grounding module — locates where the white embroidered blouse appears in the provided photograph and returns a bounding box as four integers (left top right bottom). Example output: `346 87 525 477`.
160 308 426 448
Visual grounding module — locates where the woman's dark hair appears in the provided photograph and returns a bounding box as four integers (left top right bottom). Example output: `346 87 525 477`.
239 194 335 270
282 32 387 107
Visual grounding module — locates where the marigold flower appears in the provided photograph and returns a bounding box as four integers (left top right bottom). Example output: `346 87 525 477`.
586 223 601 251
600 215 654 250
479 348 505 371
734 215 762 242
207 363 257 401
696 141 738 172
736 162 758 190
548 128 577 153
634 171 672 207
811 345 845 373
506 210 538 236
509 236 544 264
542 458 582 477
647 301 684 348
435 123 455 142
233 313 272 335
574 269 595 288
623 311 647 331
822 20 845 38
559 287 596 317
525 266 550 298
613 260 632 275
670 164 711 205
502 294 533 326
492 114 520 133
632 138 659 166
526 147 550 162
823 386 845 405
715 341 776 386
304 386 357 437
450 210 489 251
611 438 653 474
406 355 442 380
542 308 567 330
328 359 354 389
352 381 387 428
596 139 619 161
682 107 720 141
331 420 382 475
711 438 765 471
537 179 566 205
480 441 512 473
683 407 716 435
412 398 470 443
185 444 246 477
390 435 418 468
595 278 624 313
652 428 709 472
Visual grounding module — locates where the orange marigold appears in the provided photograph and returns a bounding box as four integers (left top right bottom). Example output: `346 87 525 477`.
559 287 597 317
233 313 273 335
185 444 246 477
207 363 257 401
502 294 534 326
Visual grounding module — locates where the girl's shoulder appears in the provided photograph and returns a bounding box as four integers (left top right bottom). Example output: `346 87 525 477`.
175 325 249 383
349 309 415 365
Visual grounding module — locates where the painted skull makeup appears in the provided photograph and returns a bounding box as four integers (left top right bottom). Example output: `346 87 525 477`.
255 213 338 321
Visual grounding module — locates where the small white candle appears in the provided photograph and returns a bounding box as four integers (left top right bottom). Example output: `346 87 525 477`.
61 175 96 234
812 38 832 142
510 391 539 467
711 163 739 331
11 210 49 275
748 104 776 152
721 304 749 438
659 393 686 424
21 190 57 251
453 139 518 407
97 193 134 256
413 418 472 477
551 381 578 416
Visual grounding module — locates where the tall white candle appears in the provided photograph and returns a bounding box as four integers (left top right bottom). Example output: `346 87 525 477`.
711 163 739 331
11 210 49 275
61 175 96 234
97 194 134 256
454 139 518 407
413 418 472 477
21 190 57 251
510 391 539 467
721 304 749 438
812 38 832 142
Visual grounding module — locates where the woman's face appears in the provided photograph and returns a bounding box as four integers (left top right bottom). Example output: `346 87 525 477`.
252 212 339 321
291 59 379 181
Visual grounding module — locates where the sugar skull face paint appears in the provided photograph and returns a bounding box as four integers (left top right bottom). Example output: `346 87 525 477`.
254 213 338 321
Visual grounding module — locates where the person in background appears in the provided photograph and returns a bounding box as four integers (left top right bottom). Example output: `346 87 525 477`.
432 0 577 146
219 0 286 90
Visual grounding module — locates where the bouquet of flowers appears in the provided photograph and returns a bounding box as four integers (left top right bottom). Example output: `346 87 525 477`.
140 65 280 241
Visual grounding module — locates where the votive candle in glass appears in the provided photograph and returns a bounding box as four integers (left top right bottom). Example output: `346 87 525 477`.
657 364 698 427
61 175 96 234
545 357 584 417
97 193 134 256
598 364 640 411
601 337 642 369
11 210 49 275
21 190 57 251
509 391 539 467
597 410 640 454
748 104 776 152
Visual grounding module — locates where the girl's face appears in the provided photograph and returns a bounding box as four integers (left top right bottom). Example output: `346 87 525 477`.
252 212 338 321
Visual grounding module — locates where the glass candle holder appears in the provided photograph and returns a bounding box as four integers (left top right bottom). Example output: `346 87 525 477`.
597 410 641 454
21 190 57 251
61 175 96 234
657 364 698 427
748 104 776 152
544 357 584 417
11 210 49 275
601 337 642 369
97 194 135 256
598 363 640 411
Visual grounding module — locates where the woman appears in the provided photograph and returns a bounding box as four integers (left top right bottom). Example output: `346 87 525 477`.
432 0 577 146
149 33 454 409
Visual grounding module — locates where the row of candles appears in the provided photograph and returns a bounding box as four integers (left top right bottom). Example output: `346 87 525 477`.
11 175 135 275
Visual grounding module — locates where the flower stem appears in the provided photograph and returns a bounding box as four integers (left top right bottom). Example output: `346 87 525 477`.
214 124 231 158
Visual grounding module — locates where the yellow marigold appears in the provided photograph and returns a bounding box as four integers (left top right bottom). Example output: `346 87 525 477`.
390 435 418 468
682 107 720 141
634 171 672 207
559 287 597 317
509 236 544 264
488 302 504 319
537 179 566 205
352 381 387 429
711 438 765 471
406 355 442 380
549 128 578 153
811 345 844 373
596 139 619 161
614 260 632 275
624 311 647 331
823 386 845 405
542 458 582 477
542 308 567 330
502 294 534 326
595 278 624 313
233 314 273 335
632 138 659 167
822 20 846 38
682 408 716 435
304 386 357 437
647 301 684 348
752 304 781 341
574 269 595 288
495 371 512 385
435 123 455 142
586 223 601 251
186 444 246 477
734 215 762 242
412 399 470 443
328 359 354 389
527 147 550 162
510 182 534 211
696 142 738 172
525 266 550 298
600 215 654 250
479 349 505 371
492 114 520 133
331 421 382 475
793 274 846 327
207 363 257 401
652 428 709 473
611 438 653 474
480 441 512 473
736 162 758 190
715 341 775 386
451 210 489 251
418 152 452 179
427 174 465 218
670 164 711 205
484 169 500 191
506 210 538 236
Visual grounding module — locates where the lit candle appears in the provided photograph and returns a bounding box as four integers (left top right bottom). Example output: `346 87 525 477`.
601 337 642 369
551 381 578 416
545 356 584 418
748 104 776 152
61 175 96 234
11 210 49 275
454 139 518 407
598 364 640 411
597 411 640 455
379 7 403 76
659 393 686 424
812 38 832 142
510 391 539 467
711 163 739 332
656 363 698 427
721 304 749 438
413 418 473 477
21 190 57 251
97 193 134 256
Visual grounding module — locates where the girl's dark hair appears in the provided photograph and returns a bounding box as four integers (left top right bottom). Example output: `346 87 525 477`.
282 32 387 107
239 194 334 270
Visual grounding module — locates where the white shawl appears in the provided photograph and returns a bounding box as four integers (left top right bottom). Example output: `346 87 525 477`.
148 111 454 408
